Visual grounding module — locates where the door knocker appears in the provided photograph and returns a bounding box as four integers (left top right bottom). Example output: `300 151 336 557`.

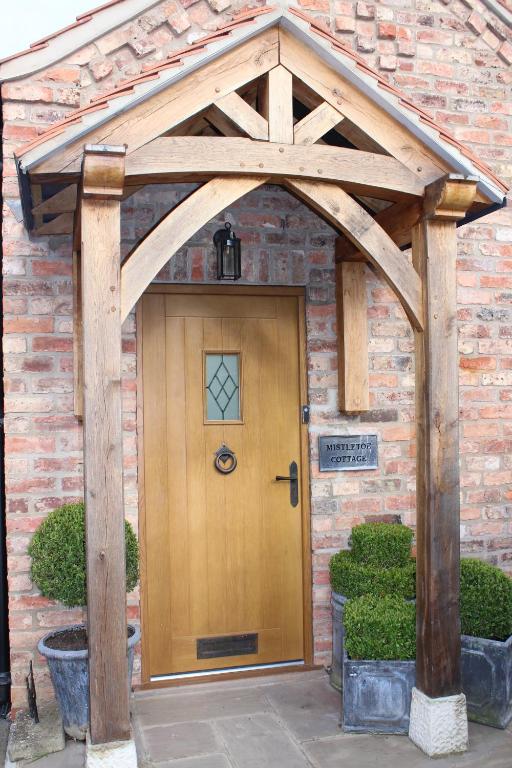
214 444 237 475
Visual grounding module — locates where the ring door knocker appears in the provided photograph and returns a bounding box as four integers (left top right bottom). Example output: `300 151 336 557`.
214 444 237 475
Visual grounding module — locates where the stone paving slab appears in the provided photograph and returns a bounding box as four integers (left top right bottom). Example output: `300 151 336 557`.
134 686 272 728
6 739 85 768
263 677 341 741
215 713 310 768
139 721 221 763
7 703 65 764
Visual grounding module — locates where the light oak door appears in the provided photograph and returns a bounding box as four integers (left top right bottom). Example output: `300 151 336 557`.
141 290 307 677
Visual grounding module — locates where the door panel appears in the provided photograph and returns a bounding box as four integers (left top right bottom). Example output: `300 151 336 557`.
142 292 306 677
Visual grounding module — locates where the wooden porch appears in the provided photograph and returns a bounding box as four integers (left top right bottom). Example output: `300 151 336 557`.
13 7 507 757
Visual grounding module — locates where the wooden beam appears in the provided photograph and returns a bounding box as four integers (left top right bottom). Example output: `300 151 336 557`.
335 245 369 412
267 65 293 143
280 28 448 186
285 178 423 330
32 184 77 215
413 175 477 699
125 137 425 200
213 91 269 140
72 250 83 419
294 102 343 146
30 29 280 176
205 108 244 137
121 176 269 321
33 212 74 236
81 145 130 744
31 184 43 230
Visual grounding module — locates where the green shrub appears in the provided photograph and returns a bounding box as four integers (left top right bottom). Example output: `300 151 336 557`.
460 558 512 641
330 550 415 599
350 523 413 568
29 502 139 608
344 595 416 661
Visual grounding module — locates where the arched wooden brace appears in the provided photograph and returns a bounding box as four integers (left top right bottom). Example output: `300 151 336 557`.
283 178 423 331
120 176 423 329
120 176 269 322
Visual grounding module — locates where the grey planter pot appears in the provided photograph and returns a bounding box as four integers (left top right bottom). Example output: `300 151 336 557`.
38 623 140 740
330 591 347 692
461 632 512 729
342 650 416 734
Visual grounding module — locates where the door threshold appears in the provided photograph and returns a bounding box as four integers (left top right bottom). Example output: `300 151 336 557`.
150 660 305 683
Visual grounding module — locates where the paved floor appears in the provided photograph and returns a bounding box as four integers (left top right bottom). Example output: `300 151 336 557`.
14 670 512 767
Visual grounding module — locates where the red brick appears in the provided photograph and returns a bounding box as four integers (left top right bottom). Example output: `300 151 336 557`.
5 436 55 453
4 317 54 334
460 356 496 371
32 337 73 352
32 261 72 277
2 84 53 102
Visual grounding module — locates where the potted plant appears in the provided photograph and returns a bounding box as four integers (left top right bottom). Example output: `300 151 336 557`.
329 522 415 690
460 557 512 729
342 594 416 734
29 502 140 740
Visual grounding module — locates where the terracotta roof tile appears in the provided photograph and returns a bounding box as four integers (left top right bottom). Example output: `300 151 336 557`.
0 0 136 64
288 7 508 195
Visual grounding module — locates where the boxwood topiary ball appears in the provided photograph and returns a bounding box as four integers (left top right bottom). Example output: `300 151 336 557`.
329 550 416 599
344 594 416 661
460 558 512 641
29 502 139 608
350 523 413 568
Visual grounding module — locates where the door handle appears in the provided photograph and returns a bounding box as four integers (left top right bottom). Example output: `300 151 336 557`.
275 461 298 507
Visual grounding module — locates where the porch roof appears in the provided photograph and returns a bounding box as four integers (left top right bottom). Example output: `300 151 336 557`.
14 6 509 213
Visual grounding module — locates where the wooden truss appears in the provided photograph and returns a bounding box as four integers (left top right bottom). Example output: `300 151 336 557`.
20 24 485 746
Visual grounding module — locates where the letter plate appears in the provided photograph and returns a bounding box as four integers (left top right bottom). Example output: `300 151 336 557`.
197 633 258 659
318 435 378 471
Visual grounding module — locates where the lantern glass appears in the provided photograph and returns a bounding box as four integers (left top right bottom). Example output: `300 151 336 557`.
214 222 241 281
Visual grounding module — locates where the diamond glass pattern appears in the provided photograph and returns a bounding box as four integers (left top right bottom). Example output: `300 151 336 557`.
205 353 240 420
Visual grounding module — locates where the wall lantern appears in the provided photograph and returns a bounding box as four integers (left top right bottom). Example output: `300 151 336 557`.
213 222 242 281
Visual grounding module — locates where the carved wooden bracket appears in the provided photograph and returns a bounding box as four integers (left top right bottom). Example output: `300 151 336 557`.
424 174 478 221
83 144 126 198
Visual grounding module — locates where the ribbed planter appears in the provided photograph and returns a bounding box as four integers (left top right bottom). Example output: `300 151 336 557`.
461 633 512 729
38 623 140 740
342 650 416 734
330 591 347 692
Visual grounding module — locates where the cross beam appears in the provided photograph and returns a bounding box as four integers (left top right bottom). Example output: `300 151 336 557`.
124 137 425 201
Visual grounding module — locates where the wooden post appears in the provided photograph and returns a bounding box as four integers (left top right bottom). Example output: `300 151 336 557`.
335 236 369 412
413 175 477 699
81 144 130 745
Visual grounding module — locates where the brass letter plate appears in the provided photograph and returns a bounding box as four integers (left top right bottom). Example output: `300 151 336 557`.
197 633 258 659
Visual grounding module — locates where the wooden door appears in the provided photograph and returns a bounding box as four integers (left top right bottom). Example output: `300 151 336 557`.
141 289 308 678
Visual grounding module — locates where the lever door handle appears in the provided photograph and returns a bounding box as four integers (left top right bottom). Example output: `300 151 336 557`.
274 461 298 507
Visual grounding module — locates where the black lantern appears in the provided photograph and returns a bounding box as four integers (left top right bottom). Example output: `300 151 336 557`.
213 222 241 281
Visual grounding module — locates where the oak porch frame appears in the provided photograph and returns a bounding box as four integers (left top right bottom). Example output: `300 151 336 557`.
76 133 477 744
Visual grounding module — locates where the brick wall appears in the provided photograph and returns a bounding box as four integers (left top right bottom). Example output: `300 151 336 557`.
2 0 511 705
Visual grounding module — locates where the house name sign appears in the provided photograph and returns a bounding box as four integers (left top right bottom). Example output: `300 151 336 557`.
318 435 378 472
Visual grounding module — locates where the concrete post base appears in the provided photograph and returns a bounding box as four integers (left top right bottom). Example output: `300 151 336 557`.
86 732 138 768
408 687 468 757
